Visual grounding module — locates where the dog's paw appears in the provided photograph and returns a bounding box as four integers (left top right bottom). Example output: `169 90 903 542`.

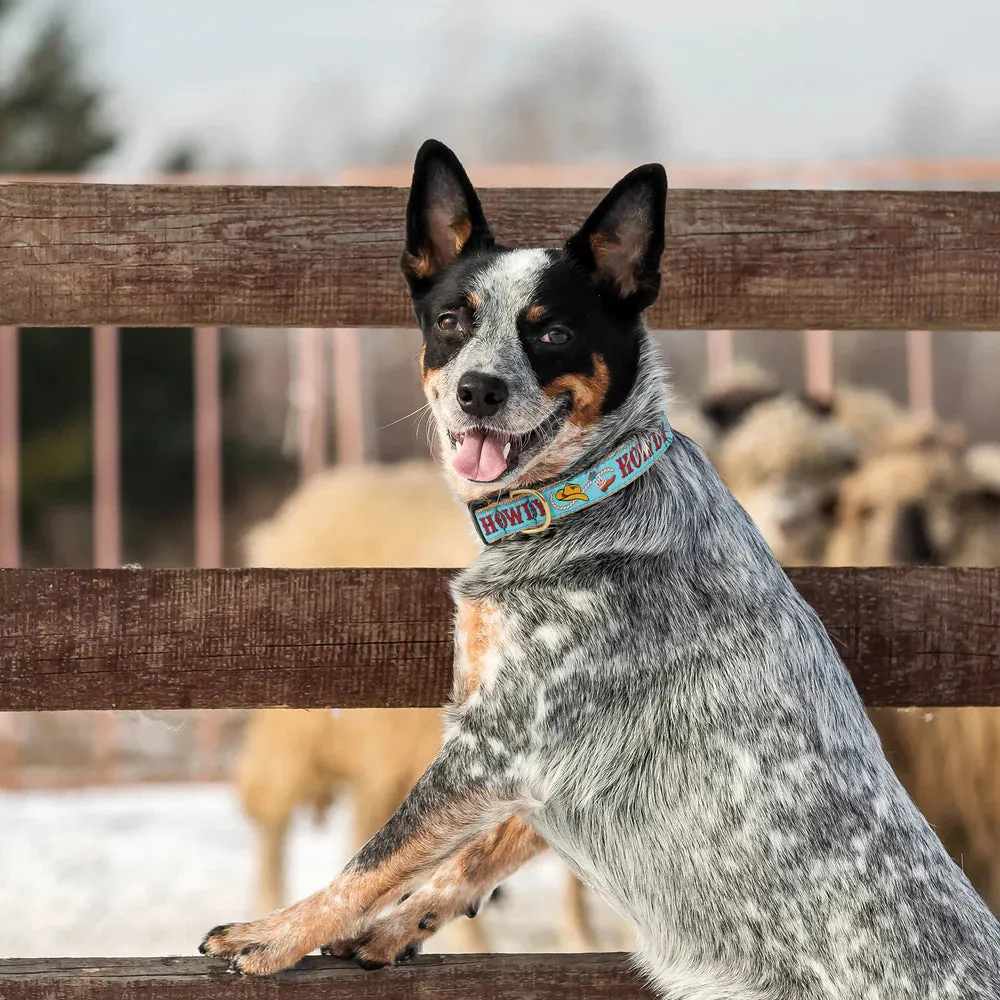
198 922 305 975
322 882 494 968
321 930 422 971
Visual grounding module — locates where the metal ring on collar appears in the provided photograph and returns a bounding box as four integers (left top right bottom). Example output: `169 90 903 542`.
509 488 552 535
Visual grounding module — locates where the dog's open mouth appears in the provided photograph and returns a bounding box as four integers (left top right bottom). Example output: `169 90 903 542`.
448 403 569 483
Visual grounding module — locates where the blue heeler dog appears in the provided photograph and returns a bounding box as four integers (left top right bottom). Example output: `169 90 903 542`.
201 140 1000 998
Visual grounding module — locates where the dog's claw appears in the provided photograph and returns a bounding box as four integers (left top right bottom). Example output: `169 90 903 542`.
418 912 436 931
395 945 419 964
466 902 479 919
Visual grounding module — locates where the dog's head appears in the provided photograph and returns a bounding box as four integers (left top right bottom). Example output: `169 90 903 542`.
401 139 667 502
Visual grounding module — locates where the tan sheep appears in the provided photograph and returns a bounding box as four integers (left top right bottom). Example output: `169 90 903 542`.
715 395 858 566
824 385 907 458
824 442 964 567
825 433 1000 913
951 443 1000 567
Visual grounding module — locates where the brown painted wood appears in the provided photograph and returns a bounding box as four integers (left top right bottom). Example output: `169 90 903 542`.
3 185 1000 329
0 955 657 999
1 567 999 711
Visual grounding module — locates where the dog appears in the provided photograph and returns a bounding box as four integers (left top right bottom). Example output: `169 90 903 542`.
200 140 1000 995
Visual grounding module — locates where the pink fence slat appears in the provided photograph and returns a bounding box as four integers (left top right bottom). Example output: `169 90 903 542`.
4 154 1000 188
706 330 734 379
295 328 328 481
0 326 19 567
194 327 224 568
331 328 368 467
804 329 834 399
93 711 118 784
196 712 225 780
0 713 22 790
92 325 121 569
906 329 935 415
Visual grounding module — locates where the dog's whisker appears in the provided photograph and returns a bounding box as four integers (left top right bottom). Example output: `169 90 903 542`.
377 404 431 433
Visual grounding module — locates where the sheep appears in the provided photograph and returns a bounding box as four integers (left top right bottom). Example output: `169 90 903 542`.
950 443 1000 567
824 384 908 458
714 393 859 566
824 428 1000 914
823 440 965 567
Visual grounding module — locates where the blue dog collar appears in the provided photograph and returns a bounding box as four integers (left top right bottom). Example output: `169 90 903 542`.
468 414 673 544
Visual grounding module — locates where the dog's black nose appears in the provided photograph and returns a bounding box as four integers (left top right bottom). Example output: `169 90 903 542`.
457 372 509 417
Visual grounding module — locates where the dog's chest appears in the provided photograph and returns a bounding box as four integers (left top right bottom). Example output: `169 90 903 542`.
453 597 507 702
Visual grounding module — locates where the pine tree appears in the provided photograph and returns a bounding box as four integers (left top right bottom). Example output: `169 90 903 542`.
0 2 115 172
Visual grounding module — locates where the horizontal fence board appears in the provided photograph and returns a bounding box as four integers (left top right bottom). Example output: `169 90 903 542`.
0 955 656 999
3 184 1000 329
1 568 999 711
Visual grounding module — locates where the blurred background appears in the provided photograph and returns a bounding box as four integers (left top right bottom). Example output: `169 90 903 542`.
3 0 1000 961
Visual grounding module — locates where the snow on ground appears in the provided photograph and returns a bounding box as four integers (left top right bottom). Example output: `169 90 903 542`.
0 783 630 958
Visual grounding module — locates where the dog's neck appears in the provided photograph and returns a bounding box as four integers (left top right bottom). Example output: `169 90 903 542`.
456 334 708 581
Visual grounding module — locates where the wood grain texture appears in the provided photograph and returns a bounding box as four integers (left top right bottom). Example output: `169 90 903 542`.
0 955 658 1000
3 184 1000 329
1 568 999 711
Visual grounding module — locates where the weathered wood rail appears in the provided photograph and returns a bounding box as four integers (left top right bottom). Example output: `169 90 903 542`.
0 955 658 1000
3 181 1000 997
1 567 999 712
4 185 1000 329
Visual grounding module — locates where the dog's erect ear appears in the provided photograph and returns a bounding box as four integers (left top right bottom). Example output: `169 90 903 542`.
401 140 494 292
565 163 667 311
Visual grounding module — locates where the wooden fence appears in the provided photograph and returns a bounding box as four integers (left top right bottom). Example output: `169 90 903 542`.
5 158 999 791
3 177 1000 997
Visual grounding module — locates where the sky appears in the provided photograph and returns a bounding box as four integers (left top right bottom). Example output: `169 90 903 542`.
11 0 1000 175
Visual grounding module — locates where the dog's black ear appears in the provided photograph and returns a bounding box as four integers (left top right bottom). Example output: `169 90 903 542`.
565 163 667 312
401 140 494 293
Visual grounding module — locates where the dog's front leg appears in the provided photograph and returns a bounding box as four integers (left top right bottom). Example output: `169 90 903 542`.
199 738 524 975
320 815 548 965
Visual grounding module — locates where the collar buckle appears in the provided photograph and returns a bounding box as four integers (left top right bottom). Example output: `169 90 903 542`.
509 488 551 535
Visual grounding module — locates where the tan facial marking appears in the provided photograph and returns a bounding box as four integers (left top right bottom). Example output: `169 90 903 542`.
526 304 547 324
420 345 443 400
467 291 481 311
545 354 610 428
455 598 502 701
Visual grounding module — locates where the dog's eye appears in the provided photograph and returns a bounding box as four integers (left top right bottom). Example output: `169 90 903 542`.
541 326 572 345
436 312 461 333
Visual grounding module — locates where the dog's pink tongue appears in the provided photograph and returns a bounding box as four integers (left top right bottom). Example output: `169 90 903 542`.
453 430 509 482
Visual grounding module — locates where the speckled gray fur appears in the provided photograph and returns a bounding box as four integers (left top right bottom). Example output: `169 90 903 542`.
435 338 1000 998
